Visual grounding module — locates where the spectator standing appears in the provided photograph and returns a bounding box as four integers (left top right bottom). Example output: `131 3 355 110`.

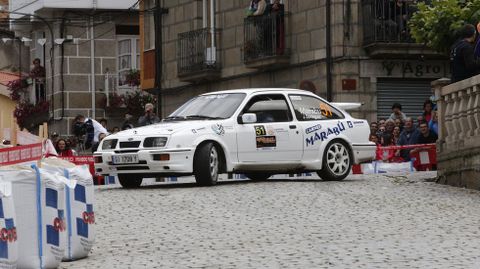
56 139 75 157
369 134 379 145
392 126 401 145
388 103 407 121
370 121 378 136
112 127 120 134
92 133 107 153
429 111 438 136
138 103 160 126
394 118 403 132
376 125 386 138
122 113 135 130
30 58 46 104
416 122 438 144
385 119 395 134
99 118 108 130
422 100 434 122
74 115 108 149
396 117 420 161
450 24 480 83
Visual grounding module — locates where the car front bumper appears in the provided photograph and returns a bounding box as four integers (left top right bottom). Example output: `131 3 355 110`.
94 148 195 176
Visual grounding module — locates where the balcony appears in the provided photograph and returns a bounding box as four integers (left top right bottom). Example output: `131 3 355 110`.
243 12 290 69
177 28 221 83
362 0 442 59
433 76 480 189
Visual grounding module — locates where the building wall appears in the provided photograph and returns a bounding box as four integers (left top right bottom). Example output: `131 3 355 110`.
142 0 448 121
25 11 139 136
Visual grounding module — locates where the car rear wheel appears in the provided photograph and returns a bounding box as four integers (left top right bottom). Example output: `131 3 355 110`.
193 142 219 186
245 173 271 181
118 174 143 188
317 140 352 181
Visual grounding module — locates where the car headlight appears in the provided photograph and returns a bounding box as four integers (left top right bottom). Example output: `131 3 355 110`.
101 139 118 150
143 137 168 148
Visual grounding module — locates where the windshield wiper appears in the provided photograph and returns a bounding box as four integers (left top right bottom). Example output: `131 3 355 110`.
185 115 225 120
163 116 186 121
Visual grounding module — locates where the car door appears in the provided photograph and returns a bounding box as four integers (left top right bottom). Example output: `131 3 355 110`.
236 93 304 162
287 94 347 160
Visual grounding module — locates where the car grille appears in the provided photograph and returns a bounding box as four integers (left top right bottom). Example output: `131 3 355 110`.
119 141 141 148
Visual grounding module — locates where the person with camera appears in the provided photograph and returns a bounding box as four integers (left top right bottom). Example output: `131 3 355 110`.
138 103 160 127
73 115 108 150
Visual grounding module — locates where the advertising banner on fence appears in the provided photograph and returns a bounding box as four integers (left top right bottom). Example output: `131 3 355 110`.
0 143 43 166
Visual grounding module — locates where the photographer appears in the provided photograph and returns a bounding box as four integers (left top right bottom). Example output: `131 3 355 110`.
138 103 160 126
73 115 108 150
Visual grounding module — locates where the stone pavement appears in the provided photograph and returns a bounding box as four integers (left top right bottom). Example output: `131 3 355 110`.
60 172 480 269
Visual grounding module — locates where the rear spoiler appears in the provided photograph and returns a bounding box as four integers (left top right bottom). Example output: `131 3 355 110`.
331 102 362 111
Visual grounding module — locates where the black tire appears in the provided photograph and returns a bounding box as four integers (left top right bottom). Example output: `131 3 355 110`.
317 140 352 181
193 142 220 186
118 174 143 188
245 173 271 181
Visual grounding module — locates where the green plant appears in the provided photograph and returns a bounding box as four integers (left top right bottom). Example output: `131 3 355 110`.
125 69 140 87
124 90 157 116
409 0 480 54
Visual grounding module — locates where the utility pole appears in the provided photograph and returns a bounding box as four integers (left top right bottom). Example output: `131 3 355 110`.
154 0 167 119
326 0 333 102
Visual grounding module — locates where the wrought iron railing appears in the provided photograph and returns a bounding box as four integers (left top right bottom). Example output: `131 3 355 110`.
243 12 289 62
362 0 425 45
177 28 220 76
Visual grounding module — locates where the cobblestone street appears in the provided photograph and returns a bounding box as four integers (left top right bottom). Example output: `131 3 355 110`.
60 173 480 269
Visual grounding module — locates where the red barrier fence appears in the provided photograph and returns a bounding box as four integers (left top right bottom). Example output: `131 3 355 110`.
376 143 436 171
0 143 43 166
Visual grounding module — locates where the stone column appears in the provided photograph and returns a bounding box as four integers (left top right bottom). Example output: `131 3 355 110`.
431 78 450 151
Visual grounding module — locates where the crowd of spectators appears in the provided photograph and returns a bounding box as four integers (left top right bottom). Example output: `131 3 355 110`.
369 100 438 162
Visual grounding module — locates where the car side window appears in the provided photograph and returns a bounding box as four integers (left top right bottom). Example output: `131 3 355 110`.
289 94 344 121
242 94 293 123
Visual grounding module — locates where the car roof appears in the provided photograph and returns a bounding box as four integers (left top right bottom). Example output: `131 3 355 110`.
201 88 318 96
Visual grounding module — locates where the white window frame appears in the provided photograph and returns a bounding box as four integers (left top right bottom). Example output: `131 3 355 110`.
116 35 140 90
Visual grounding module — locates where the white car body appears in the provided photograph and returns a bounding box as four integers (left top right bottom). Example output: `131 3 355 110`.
94 89 375 186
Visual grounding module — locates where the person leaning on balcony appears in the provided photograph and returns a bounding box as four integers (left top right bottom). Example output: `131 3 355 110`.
253 0 266 16
138 103 160 127
450 24 480 83
30 58 46 104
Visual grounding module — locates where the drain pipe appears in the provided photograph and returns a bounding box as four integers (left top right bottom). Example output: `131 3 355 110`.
326 0 333 101
90 16 96 119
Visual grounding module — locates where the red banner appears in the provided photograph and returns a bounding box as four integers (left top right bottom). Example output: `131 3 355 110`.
0 143 43 166
59 156 95 178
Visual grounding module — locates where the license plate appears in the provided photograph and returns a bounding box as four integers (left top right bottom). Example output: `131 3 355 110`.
112 155 139 164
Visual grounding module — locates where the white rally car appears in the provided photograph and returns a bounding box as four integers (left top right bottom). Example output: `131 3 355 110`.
94 89 375 188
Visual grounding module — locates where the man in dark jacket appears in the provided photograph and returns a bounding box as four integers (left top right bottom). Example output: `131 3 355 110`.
450 24 480 83
396 117 420 161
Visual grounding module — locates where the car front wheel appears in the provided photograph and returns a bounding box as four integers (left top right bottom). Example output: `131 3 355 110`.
118 174 143 188
317 140 352 181
193 142 219 186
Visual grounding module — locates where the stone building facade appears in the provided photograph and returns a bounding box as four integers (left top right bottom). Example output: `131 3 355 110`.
9 0 139 136
141 0 449 121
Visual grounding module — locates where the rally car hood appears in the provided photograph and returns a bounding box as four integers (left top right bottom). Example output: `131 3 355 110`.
111 120 222 138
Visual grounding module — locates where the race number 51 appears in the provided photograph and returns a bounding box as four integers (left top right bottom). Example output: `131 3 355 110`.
255 126 266 136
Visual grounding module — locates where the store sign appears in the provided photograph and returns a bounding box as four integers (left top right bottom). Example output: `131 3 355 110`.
360 60 448 78
382 61 444 77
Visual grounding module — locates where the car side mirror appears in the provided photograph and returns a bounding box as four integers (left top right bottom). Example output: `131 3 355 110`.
240 113 257 124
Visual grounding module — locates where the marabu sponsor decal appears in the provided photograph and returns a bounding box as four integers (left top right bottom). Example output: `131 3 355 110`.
305 121 353 146
305 124 322 134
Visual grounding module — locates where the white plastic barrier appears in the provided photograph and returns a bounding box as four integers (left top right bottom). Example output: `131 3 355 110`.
42 158 95 261
0 165 73 269
0 180 18 269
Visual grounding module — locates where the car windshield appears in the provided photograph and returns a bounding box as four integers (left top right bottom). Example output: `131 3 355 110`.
165 93 246 121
